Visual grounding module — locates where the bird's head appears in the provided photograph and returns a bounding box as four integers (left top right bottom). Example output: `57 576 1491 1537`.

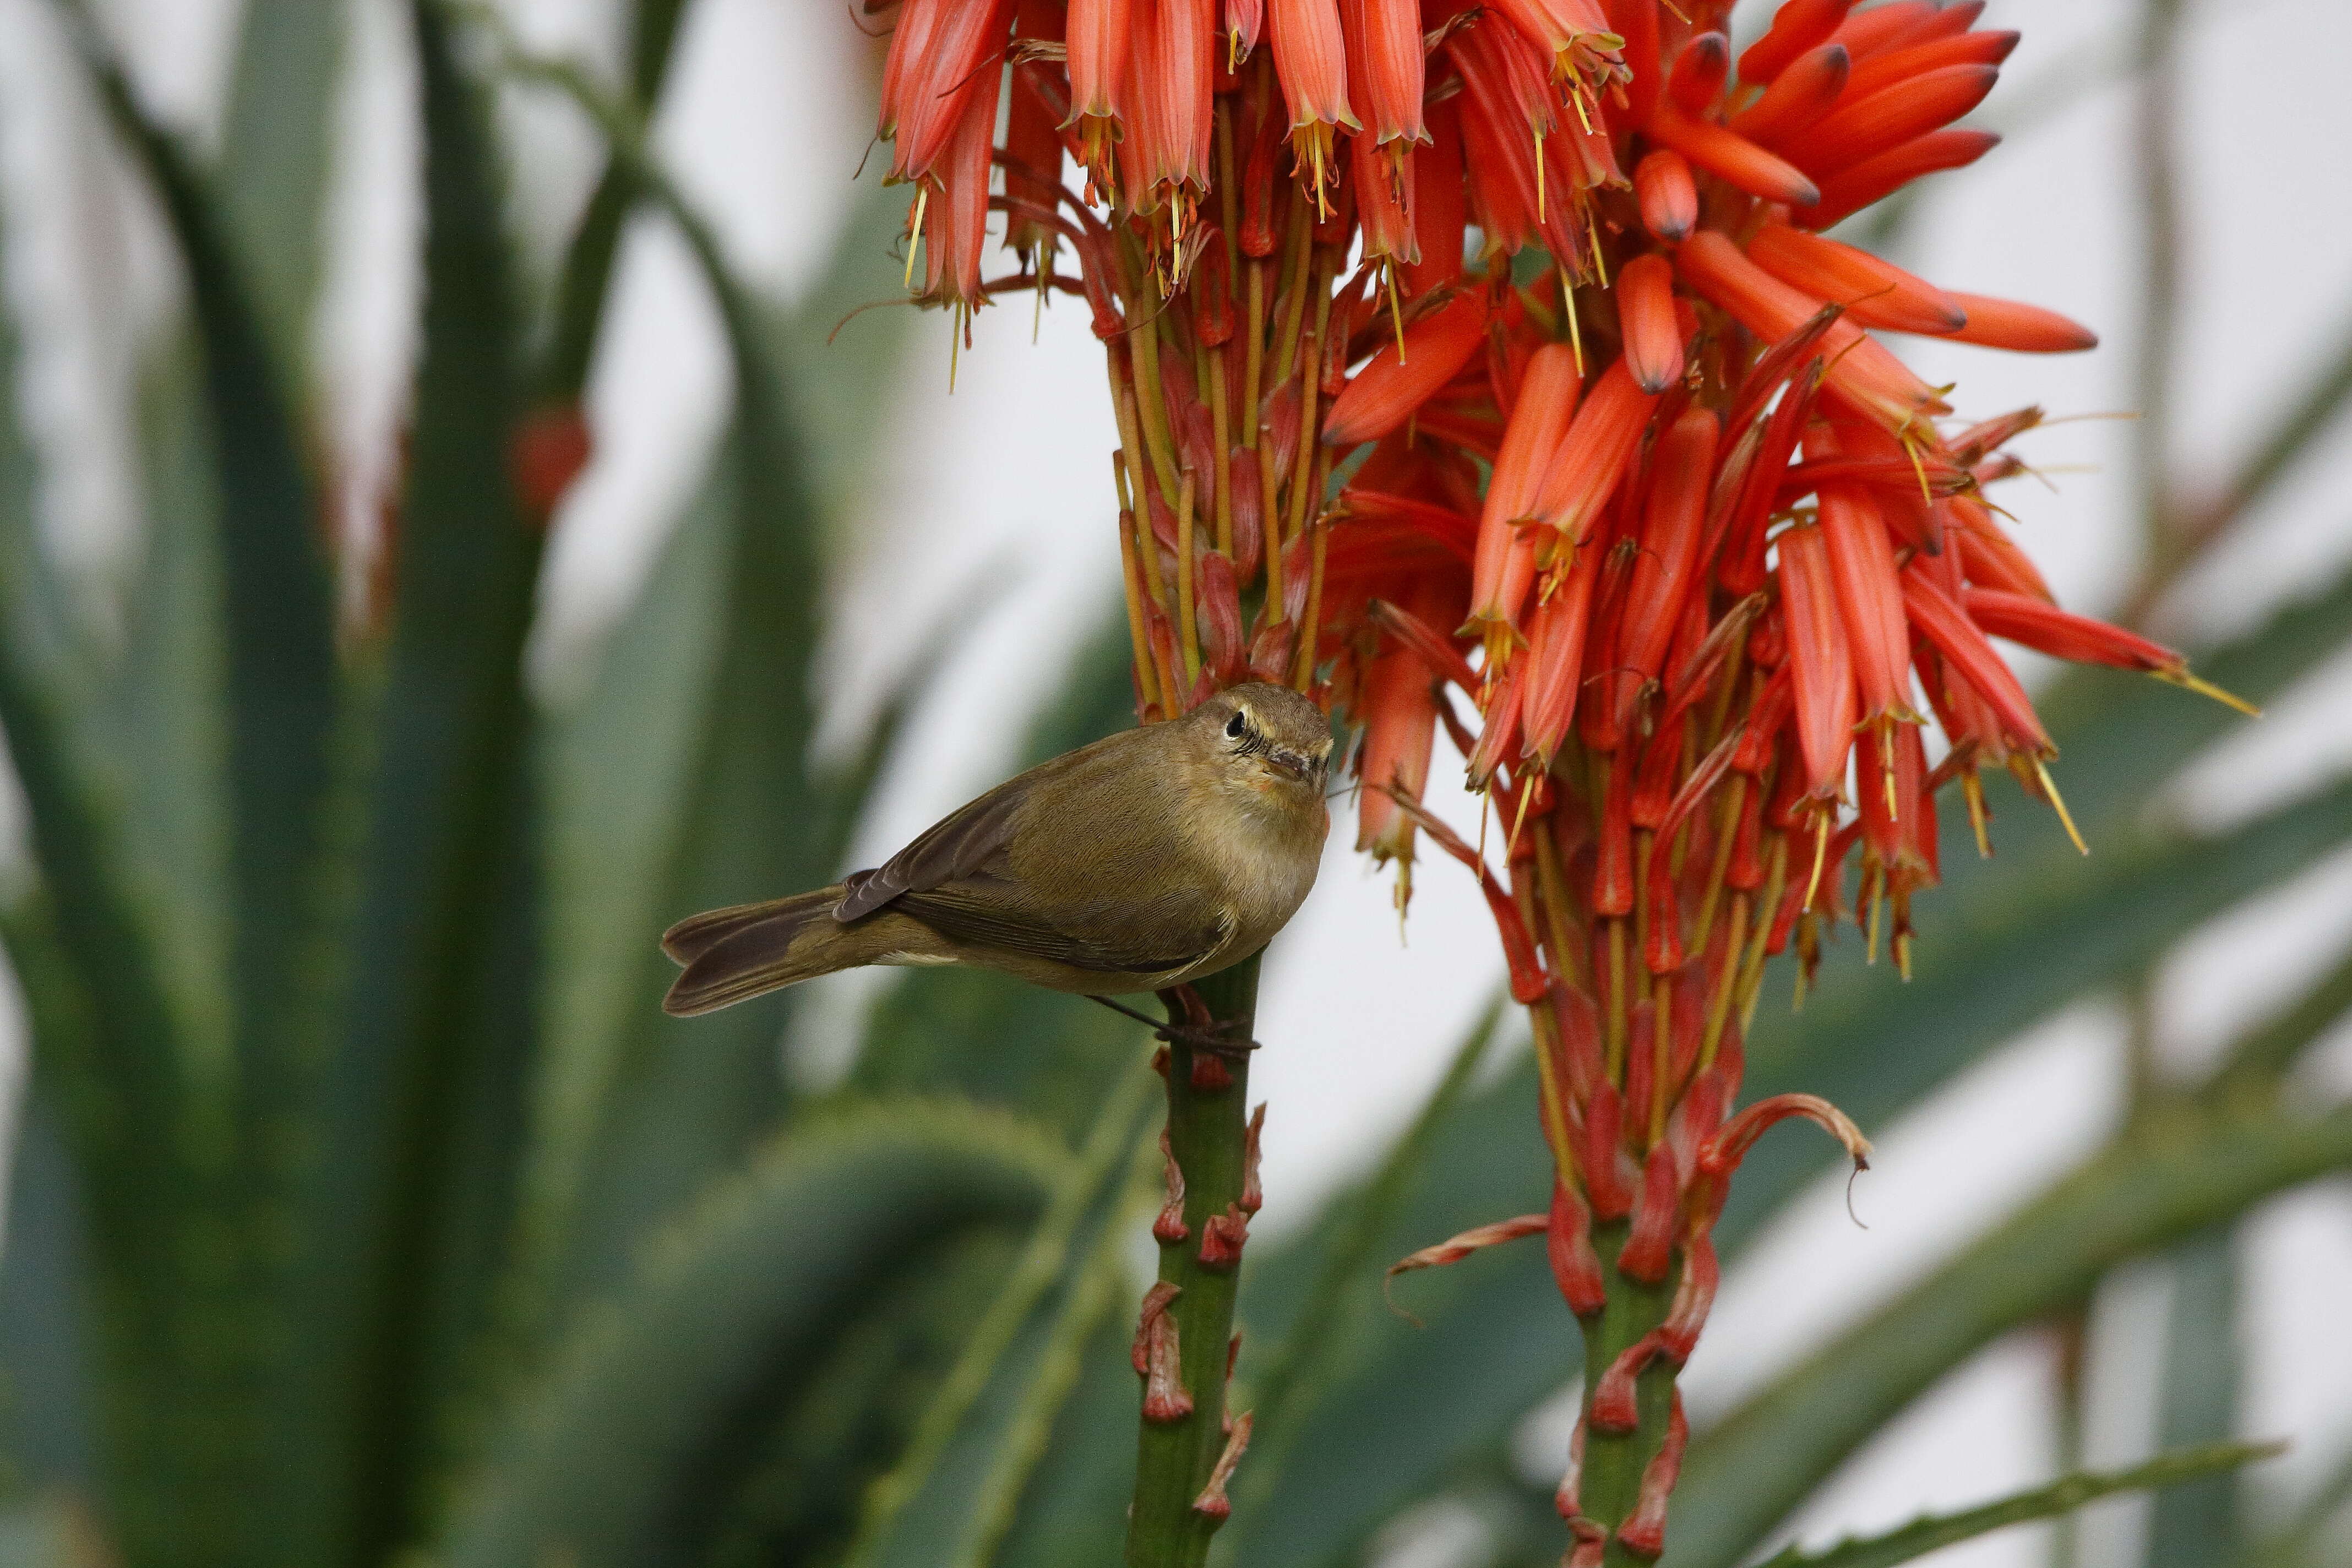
1193 683 1333 812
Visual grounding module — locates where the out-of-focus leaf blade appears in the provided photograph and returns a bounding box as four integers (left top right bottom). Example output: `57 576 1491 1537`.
1724 772 2352 1239
463 11 831 1314
0 1096 98 1496
55 0 340 1095
276 6 541 1558
433 1102 1069 1568
2143 1227 2244 1568
1670 1097 2352 1568
535 0 690 401
844 1058 1158 1568
1755 1442 2280 1568
217 0 350 381
0 198 190 1457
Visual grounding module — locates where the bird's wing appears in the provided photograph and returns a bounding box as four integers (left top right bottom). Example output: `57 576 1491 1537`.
893 881 1230 979
832 772 1038 922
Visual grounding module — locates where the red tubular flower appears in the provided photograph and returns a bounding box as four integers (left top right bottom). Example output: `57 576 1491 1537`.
1811 440 1914 726
1491 0 1621 84
1224 0 1262 60
1842 29 2018 101
1616 255 1683 393
1744 223 1965 334
1677 232 1945 432
1531 360 1660 570
1931 292 2100 352
916 67 998 310
1269 0 1358 200
1736 0 1853 84
1325 294 1490 447
1616 408 1717 689
1643 110 1820 208
1664 32 1729 117
1520 542 1603 765
1404 99 1469 295
1799 127 2001 229
1632 149 1697 241
878 0 949 140
1341 0 1427 154
1124 0 1216 214
1777 64 1999 175
1730 42 1850 146
1470 344 1581 636
888 0 1016 185
1067 0 1134 194
1777 522 1859 797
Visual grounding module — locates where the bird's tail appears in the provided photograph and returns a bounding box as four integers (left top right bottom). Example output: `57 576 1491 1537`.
661 887 891 1016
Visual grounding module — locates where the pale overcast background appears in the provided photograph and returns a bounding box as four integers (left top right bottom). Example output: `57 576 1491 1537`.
2 2 2350 1565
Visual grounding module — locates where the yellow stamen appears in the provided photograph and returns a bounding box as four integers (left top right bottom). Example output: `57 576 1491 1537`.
1507 775 1538 859
1560 269 1585 375
1863 864 1883 965
2154 666 2261 717
1802 806 1832 911
1534 127 1548 222
2034 758 2088 856
1386 263 1407 360
904 184 929 291
1962 769 1992 858
1894 930 1913 981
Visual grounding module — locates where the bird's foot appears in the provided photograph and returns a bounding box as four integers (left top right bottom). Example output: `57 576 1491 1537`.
1156 985 1261 1060
1086 991 1262 1060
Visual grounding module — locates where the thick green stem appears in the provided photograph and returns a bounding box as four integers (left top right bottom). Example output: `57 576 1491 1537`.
1126 952 1262 1568
1578 1219 1679 1566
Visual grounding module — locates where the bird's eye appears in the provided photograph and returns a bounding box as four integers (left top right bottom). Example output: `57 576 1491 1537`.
1225 711 1248 740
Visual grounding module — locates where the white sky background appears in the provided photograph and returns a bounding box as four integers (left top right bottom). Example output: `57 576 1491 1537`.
2 2 2351 1565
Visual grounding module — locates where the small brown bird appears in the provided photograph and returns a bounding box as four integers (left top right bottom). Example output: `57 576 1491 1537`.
660 682 1333 1017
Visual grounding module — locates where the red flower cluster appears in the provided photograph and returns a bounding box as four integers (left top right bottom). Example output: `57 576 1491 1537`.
869 0 2244 1557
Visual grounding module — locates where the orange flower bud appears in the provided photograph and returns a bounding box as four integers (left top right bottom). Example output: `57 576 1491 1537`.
1744 223 1966 334
1644 110 1820 207
1470 343 1581 634
1531 357 1660 556
1930 292 2099 352
1665 31 1730 117
1798 127 1999 229
1829 0 1939 58
1776 521 1859 797
1736 0 1852 85
1616 254 1684 393
1632 149 1697 242
1729 42 1850 146
1324 293 1488 447
1676 231 1945 432
1779 64 2000 176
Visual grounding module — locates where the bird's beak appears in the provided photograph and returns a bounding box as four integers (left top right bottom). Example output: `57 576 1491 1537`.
1267 748 1313 781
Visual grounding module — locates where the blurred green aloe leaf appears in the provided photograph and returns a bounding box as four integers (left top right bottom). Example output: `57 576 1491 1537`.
1754 1441 2282 1568
272 6 541 1561
843 1055 1159 1568
1671 1091 2352 1568
217 0 350 385
432 1102 1070 1568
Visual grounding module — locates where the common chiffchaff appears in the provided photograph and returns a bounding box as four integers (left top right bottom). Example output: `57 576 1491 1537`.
661 683 1333 1016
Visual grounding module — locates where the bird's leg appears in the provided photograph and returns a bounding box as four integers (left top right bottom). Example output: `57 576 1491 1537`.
1158 983 1262 1059
1088 994 1172 1032
1089 990 1262 1058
